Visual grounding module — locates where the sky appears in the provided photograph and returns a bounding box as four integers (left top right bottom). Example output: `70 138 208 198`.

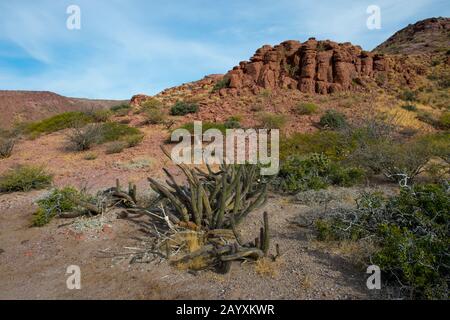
0 0 448 100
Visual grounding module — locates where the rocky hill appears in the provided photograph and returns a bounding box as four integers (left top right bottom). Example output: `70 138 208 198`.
0 90 126 129
374 17 450 55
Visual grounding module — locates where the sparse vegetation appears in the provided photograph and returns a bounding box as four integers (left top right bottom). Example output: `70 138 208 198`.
212 77 230 92
401 104 417 112
316 184 449 299
66 124 102 151
25 111 94 136
110 103 131 116
319 110 347 129
32 187 82 227
224 116 241 129
170 101 199 116
0 165 52 193
105 141 127 154
97 122 142 144
294 103 318 115
257 112 287 129
0 137 15 159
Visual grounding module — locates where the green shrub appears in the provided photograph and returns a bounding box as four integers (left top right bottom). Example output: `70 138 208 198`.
140 98 163 110
170 101 199 116
25 112 94 135
319 110 347 129
400 90 417 102
177 122 227 134
212 77 230 92
83 152 98 160
32 187 80 227
0 165 53 193
257 112 287 129
294 103 318 115
105 141 127 154
144 107 167 124
0 138 15 159
89 109 111 122
110 103 131 113
124 134 144 148
274 153 363 193
316 184 449 299
349 139 435 184
280 131 351 161
438 112 450 129
97 122 141 144
66 124 102 151
401 104 417 112
224 116 241 129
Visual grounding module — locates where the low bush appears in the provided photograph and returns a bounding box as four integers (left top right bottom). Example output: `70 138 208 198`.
294 103 318 115
32 187 80 227
0 138 15 159
319 110 347 129
110 103 131 114
89 109 111 122
83 152 98 160
66 124 102 151
124 134 144 148
316 184 449 299
257 112 287 130
105 141 127 154
97 122 141 144
401 104 417 112
274 153 363 193
224 116 241 129
144 107 167 124
349 138 435 184
399 90 417 102
0 165 53 193
25 112 94 135
170 101 199 116
438 112 450 129
212 77 230 92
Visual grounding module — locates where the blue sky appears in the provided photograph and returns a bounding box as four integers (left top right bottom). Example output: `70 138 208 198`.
0 0 448 99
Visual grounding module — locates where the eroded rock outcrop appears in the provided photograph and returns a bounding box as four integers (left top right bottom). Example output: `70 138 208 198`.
224 39 390 94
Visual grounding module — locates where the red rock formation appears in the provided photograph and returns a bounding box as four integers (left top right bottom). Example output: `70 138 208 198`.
224 39 390 94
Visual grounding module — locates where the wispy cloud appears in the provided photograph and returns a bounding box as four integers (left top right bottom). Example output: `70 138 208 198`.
0 0 448 99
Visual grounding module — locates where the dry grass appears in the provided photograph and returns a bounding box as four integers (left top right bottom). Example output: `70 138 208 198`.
254 257 283 278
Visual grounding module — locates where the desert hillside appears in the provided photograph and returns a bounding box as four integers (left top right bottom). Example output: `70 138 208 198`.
0 90 126 129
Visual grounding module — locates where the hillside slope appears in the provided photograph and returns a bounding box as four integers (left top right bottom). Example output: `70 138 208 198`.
0 90 126 129
374 17 450 55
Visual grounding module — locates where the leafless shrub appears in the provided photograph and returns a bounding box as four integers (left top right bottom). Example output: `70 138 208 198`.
0 138 15 159
66 124 102 151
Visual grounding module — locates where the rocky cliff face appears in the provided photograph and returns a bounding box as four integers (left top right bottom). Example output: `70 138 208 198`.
224 39 390 95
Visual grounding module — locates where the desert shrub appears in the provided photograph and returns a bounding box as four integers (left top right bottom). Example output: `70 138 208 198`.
140 98 163 110
66 124 102 151
0 165 52 193
274 153 363 193
401 104 417 112
257 112 287 129
170 101 199 116
280 131 351 161
83 152 98 160
438 112 450 129
399 90 417 102
97 122 141 144
316 184 449 299
144 107 167 124
177 122 227 134
89 109 111 122
0 138 15 159
212 77 230 92
124 134 144 148
32 187 80 227
319 110 347 129
294 103 318 115
224 116 241 129
110 103 131 113
349 139 435 184
25 112 94 135
105 141 127 154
